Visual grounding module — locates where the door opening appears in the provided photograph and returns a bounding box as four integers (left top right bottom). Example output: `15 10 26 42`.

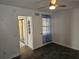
18 16 27 48
18 16 33 58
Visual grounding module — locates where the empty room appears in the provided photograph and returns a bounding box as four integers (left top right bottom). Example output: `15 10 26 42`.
0 0 79 59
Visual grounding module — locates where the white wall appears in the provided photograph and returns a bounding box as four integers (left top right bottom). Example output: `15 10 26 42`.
52 10 72 47
32 15 43 49
52 8 79 50
0 4 49 59
71 8 79 50
32 13 52 49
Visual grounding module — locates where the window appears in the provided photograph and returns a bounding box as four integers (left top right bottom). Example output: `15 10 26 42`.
42 18 50 35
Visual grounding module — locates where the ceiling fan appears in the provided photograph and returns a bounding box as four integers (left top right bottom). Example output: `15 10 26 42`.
38 0 67 10
49 0 67 10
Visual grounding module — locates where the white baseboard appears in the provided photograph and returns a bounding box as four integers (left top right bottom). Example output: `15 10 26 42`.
53 42 79 51
33 42 52 50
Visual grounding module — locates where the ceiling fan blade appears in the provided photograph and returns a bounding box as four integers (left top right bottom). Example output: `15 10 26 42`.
58 5 67 7
37 5 49 10
38 0 57 10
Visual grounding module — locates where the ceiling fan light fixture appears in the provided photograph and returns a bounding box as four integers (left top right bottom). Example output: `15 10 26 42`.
49 0 57 10
49 5 56 10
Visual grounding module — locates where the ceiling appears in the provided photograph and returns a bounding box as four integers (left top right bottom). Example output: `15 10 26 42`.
0 0 79 12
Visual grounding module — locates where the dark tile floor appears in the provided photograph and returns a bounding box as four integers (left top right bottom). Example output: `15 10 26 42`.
15 43 79 59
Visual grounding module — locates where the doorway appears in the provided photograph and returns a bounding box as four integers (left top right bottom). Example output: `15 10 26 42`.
18 16 33 58
18 16 29 56
18 16 27 48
